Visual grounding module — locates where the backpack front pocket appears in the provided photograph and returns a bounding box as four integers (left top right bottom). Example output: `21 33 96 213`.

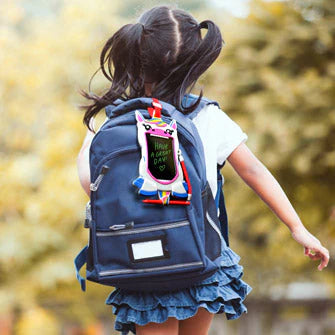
94 219 203 278
91 145 189 231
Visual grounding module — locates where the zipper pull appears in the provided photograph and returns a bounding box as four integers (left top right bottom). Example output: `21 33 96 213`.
84 201 92 228
90 165 110 191
109 221 134 231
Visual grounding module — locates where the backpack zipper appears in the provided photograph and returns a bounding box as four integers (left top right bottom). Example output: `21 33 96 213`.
96 220 189 236
170 117 206 184
109 221 135 231
90 165 110 191
99 261 203 277
91 145 139 182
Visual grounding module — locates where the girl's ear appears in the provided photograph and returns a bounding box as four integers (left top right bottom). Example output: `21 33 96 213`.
135 110 145 123
169 119 177 130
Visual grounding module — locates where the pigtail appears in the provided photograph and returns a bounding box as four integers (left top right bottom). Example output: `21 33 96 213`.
178 20 223 111
81 23 145 131
154 18 224 114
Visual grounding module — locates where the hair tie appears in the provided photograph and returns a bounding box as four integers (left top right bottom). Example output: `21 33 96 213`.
135 22 146 33
199 21 208 30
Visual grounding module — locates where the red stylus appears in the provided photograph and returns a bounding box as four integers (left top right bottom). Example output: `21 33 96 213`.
142 199 190 205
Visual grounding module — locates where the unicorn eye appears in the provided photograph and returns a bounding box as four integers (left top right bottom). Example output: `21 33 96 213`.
143 124 152 131
164 129 174 135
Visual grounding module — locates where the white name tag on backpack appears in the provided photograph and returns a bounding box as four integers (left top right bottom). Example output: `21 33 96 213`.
131 239 164 261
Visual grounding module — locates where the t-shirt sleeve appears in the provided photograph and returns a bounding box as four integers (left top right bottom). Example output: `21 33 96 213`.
96 116 109 133
207 104 248 165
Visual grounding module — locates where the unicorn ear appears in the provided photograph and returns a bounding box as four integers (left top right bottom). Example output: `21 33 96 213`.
135 110 144 123
169 119 177 130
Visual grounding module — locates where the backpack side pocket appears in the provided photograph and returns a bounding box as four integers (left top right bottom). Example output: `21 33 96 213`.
202 182 223 260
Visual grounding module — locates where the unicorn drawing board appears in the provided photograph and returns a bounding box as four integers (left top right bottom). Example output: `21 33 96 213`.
146 133 176 181
132 99 192 205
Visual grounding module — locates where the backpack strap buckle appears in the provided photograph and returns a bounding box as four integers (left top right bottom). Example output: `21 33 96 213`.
84 201 92 229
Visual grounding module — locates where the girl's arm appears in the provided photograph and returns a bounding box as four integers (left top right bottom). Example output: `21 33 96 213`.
77 118 96 197
227 142 330 271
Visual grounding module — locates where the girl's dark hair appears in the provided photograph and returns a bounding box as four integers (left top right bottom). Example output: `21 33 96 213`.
80 5 224 132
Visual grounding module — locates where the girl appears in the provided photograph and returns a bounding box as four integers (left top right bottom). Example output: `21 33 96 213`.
77 5 330 335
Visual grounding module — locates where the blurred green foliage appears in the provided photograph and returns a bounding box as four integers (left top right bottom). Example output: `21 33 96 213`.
0 0 334 331
203 0 335 294
117 0 207 18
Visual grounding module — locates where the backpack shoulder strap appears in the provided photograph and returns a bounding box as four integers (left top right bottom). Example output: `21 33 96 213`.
216 161 229 247
105 98 127 118
182 93 220 120
74 245 88 291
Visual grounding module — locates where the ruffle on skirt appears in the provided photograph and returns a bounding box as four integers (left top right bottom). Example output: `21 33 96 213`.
105 245 252 335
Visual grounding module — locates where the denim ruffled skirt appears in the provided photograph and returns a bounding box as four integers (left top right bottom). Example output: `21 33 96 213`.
105 243 252 335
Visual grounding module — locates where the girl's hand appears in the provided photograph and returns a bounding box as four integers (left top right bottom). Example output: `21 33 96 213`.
290 226 330 271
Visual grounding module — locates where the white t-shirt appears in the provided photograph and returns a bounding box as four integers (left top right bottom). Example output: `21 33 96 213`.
192 104 248 199
96 104 247 199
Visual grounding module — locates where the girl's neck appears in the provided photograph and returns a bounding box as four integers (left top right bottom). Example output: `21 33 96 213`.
144 82 153 97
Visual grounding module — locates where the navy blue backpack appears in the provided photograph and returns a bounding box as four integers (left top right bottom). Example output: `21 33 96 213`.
74 94 229 292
